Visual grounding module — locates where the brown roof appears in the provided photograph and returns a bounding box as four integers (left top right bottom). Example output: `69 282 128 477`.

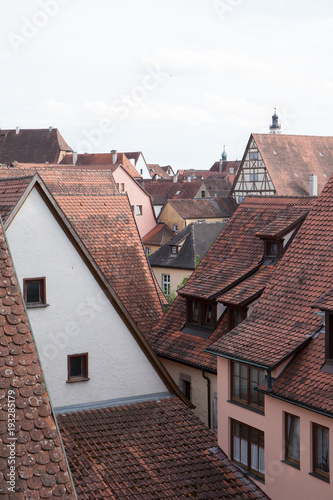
252 133 333 196
147 163 171 179
0 221 75 498
268 332 333 415
60 152 142 179
57 397 268 499
0 128 72 165
167 197 236 219
181 196 315 300
208 174 333 369
141 180 205 206
210 160 241 173
312 288 333 311
0 176 33 221
0 166 164 336
142 222 175 245
255 205 313 239
217 265 275 307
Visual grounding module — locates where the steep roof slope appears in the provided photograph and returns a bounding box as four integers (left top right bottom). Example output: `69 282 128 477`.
181 196 315 300
0 176 33 221
167 197 236 219
0 220 75 498
149 221 225 270
142 222 175 246
140 180 205 206
0 166 164 336
0 128 72 164
58 397 268 500
253 133 333 196
208 174 333 369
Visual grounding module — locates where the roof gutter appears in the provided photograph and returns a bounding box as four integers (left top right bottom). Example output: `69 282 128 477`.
204 349 270 371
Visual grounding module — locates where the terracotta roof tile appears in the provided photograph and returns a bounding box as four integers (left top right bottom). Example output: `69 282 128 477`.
0 176 33 221
217 266 275 307
252 133 333 196
0 167 164 336
57 397 268 499
142 223 175 246
311 288 333 311
269 332 333 414
60 152 142 179
209 175 333 368
0 222 75 498
140 180 205 206
147 163 171 179
255 205 313 239
0 128 72 165
181 196 315 300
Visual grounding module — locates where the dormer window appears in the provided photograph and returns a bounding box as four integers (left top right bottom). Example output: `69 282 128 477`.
325 312 333 363
187 299 216 331
264 240 282 258
227 306 247 332
171 245 178 255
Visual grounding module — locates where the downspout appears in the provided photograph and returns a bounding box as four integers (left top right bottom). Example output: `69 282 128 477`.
202 370 211 429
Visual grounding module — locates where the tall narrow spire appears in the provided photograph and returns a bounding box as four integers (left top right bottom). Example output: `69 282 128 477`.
269 107 281 134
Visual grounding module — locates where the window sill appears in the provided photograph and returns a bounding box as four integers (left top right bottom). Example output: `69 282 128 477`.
231 462 265 484
309 472 330 483
26 303 50 309
281 459 300 470
66 377 90 384
227 399 264 415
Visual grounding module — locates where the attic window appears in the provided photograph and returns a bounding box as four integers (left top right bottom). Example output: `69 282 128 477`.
67 353 89 382
187 299 216 330
171 245 178 255
227 306 247 332
175 191 180 195
136 205 143 216
264 240 282 258
201 191 205 198
173 224 178 232
249 151 258 160
325 313 333 364
23 278 46 307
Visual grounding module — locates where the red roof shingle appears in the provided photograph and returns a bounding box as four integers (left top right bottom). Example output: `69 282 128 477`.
57 397 268 499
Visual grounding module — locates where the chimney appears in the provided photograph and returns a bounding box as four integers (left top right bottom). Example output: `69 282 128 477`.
16 126 20 135
309 174 318 196
219 158 222 173
111 149 117 164
72 151 78 166
49 126 53 132
173 174 178 183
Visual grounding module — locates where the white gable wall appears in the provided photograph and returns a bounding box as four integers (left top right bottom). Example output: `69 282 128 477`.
6 188 168 408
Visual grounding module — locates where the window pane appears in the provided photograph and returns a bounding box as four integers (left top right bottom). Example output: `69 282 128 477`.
192 302 199 321
70 357 82 377
26 281 40 303
314 425 329 474
286 414 300 462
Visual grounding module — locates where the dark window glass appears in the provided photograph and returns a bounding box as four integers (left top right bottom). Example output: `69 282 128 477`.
68 354 88 381
232 361 265 410
313 424 329 477
232 420 264 477
285 413 300 464
26 281 40 303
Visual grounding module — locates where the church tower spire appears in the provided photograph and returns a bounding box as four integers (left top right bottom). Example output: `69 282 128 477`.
269 108 281 134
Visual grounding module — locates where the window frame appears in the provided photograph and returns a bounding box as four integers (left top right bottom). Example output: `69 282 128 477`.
231 361 265 411
67 353 89 383
264 240 283 258
227 306 247 332
231 419 265 479
136 205 143 216
313 423 329 480
187 299 217 331
162 274 171 296
23 277 46 307
285 412 300 467
178 373 191 401
173 224 178 232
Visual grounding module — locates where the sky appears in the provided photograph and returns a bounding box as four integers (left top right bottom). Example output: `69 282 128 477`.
1 0 333 170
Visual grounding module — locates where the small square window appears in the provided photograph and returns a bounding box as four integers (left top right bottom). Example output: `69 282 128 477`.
119 183 125 192
23 278 46 306
179 373 191 401
67 353 88 382
136 205 143 215
173 224 178 232
145 247 151 255
171 245 178 255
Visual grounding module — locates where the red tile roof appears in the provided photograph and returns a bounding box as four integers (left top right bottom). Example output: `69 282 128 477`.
210 160 241 174
167 197 236 220
0 128 72 165
57 397 268 499
208 175 333 369
181 196 315 300
217 266 275 307
142 222 175 246
147 163 171 179
0 222 75 498
269 332 333 415
0 167 164 336
140 180 204 206
252 133 333 196
255 205 313 239
60 152 142 179
0 176 33 221
312 288 333 311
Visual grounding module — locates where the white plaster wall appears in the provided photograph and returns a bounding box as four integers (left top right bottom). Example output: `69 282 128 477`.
7 189 167 408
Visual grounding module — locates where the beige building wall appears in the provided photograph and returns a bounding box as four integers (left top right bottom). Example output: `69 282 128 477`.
152 266 192 296
161 358 217 431
158 204 185 232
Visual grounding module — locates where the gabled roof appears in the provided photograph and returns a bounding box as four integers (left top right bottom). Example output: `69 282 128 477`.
0 166 163 337
0 128 72 164
142 222 175 246
147 163 171 179
140 180 205 206
0 219 76 498
252 133 333 196
59 152 142 179
265 332 333 416
57 397 268 499
0 176 34 221
181 196 315 300
208 174 333 369
166 197 236 220
210 160 241 173
149 221 225 270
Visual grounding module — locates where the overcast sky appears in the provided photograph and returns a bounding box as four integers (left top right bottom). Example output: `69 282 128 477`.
1 0 332 169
